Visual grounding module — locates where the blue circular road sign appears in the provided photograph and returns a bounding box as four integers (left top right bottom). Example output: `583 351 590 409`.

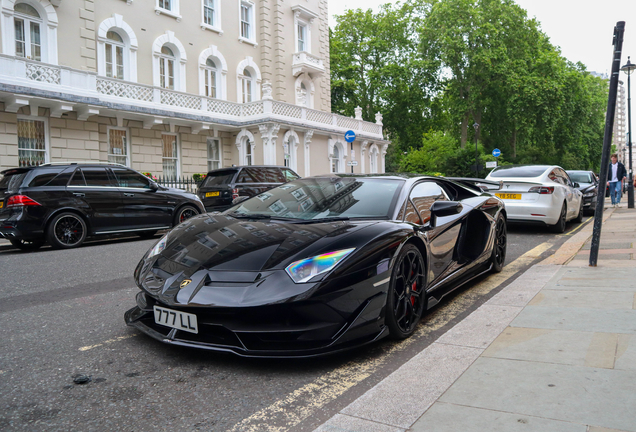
492 148 501 157
345 130 356 143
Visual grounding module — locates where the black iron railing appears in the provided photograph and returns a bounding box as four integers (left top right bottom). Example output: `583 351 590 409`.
156 176 200 194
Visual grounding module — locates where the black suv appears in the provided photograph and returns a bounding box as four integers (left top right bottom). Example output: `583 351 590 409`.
0 163 205 251
198 166 300 211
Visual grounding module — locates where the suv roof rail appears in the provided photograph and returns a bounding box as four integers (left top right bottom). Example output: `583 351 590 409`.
40 161 127 167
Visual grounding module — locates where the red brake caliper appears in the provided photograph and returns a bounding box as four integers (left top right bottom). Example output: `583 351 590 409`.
410 281 417 305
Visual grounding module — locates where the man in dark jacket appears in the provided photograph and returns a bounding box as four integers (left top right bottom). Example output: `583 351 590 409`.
608 154 627 207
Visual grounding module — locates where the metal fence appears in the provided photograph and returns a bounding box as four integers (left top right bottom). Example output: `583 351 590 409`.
156 176 201 194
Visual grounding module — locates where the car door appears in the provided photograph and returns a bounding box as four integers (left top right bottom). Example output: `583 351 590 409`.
558 169 577 218
67 167 126 233
408 181 462 285
110 167 173 229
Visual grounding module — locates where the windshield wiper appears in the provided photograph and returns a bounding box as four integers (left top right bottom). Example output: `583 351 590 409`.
228 213 298 221
292 216 351 224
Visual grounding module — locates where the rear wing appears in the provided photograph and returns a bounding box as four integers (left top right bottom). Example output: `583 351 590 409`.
447 177 503 192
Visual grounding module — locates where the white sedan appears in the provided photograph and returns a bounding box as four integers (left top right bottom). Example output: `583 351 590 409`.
485 165 584 232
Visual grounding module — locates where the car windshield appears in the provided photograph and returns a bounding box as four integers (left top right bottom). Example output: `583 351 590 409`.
489 166 550 178
229 177 404 221
567 172 593 183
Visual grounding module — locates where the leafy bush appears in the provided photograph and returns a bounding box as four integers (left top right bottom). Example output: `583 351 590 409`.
192 173 207 182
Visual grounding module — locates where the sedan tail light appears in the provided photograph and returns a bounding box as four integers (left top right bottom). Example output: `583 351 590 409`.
528 186 555 194
232 188 239 200
6 195 42 207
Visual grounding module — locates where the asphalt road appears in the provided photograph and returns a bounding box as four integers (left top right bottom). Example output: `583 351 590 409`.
0 217 592 431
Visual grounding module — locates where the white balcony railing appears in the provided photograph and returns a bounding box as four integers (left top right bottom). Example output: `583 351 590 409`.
292 52 326 77
0 54 383 138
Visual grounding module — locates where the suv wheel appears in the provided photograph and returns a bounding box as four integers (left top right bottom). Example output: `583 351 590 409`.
10 238 45 252
174 205 199 226
47 212 87 249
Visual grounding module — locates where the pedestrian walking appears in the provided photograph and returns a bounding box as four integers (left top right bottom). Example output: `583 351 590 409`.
608 154 627 207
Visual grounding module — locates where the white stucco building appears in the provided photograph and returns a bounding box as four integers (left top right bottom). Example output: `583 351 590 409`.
0 0 389 178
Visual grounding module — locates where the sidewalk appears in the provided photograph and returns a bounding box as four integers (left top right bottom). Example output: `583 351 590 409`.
316 202 636 432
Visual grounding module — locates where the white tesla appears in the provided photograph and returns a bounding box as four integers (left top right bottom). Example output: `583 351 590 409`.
486 165 584 232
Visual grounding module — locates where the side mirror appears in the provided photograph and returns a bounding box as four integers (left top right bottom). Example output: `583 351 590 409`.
573 182 580 188
150 182 159 191
428 201 463 228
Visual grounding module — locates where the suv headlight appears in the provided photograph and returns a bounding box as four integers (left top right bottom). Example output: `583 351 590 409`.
285 248 355 283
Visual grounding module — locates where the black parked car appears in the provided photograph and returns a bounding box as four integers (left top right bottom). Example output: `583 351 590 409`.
198 166 300 212
125 174 507 358
0 163 205 251
566 170 598 215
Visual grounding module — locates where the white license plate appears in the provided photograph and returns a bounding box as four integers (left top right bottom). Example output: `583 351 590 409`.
154 306 198 334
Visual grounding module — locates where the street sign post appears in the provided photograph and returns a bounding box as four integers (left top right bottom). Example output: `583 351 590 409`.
492 148 501 158
486 161 497 168
345 130 356 173
347 161 358 167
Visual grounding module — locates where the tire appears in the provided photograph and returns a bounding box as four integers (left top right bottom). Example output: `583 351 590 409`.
549 203 567 233
10 238 45 251
574 202 584 224
490 214 507 273
47 212 87 249
137 230 158 239
385 243 427 339
174 205 199 226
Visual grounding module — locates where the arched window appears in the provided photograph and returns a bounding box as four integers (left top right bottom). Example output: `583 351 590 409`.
295 73 314 108
97 15 138 82
332 144 344 173
240 68 252 103
370 145 379 174
159 45 175 89
236 57 261 102
204 58 217 98
105 31 124 79
282 130 299 171
244 139 252 165
152 32 186 91
14 3 42 61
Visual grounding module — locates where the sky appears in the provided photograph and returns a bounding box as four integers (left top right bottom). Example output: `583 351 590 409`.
328 0 636 127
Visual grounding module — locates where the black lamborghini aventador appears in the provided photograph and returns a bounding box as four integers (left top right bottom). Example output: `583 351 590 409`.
125 174 507 357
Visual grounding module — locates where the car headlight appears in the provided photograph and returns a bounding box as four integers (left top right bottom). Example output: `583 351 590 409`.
584 192 595 197
147 234 169 259
285 248 355 283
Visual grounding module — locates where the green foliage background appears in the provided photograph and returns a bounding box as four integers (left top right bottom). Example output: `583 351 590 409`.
329 0 609 177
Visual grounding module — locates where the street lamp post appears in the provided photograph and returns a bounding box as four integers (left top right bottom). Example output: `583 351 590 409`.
621 56 635 209
473 122 479 176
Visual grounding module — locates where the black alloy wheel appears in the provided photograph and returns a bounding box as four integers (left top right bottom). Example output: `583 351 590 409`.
137 230 158 239
550 203 567 233
47 213 87 249
386 244 427 339
9 238 45 252
490 214 507 273
174 205 199 226
574 202 584 223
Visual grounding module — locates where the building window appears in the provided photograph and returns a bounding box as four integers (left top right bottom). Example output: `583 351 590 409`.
239 1 254 42
108 128 129 166
240 68 252 103
105 31 124 79
14 3 42 61
332 144 343 173
203 0 215 26
370 145 379 173
158 0 171 9
207 138 221 171
204 58 217 98
162 134 179 180
17 117 47 167
159 46 175 89
297 23 306 52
